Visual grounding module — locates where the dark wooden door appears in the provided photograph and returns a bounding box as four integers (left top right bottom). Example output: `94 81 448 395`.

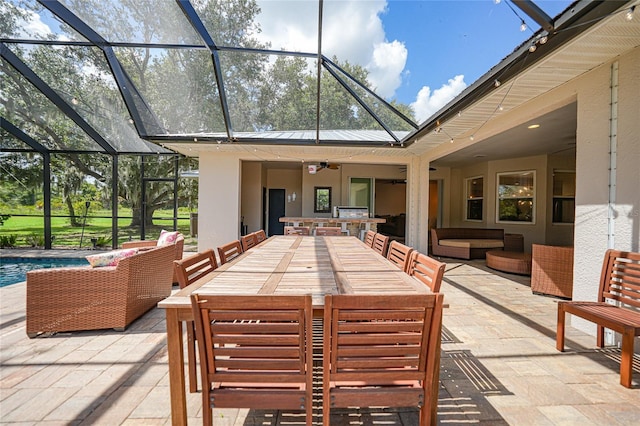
268 188 285 236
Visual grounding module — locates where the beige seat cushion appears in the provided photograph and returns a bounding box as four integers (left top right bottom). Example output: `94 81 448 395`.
439 239 505 249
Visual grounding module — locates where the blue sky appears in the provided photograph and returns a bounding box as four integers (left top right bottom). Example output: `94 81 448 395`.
382 0 572 106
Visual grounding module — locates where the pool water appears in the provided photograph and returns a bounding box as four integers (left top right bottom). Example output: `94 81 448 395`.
0 258 89 287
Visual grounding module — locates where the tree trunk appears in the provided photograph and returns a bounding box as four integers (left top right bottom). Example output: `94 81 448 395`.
65 196 81 227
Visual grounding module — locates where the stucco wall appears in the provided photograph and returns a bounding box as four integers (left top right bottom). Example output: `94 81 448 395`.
198 152 242 254
574 49 640 325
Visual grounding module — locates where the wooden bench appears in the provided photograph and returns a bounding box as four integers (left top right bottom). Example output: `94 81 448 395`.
556 249 640 388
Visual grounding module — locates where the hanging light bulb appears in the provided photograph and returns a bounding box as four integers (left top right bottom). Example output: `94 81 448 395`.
469 135 475 141
539 35 548 44
494 0 501 4
494 79 501 87
520 20 527 32
128 118 134 124
71 97 79 105
450 138 454 144
626 6 635 21
498 104 504 111
529 43 537 53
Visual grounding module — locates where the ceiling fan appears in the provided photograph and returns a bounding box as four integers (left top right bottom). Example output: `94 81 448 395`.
309 161 340 174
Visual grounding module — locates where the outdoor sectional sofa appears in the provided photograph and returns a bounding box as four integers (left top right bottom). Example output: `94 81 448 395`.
430 228 505 260
26 243 175 337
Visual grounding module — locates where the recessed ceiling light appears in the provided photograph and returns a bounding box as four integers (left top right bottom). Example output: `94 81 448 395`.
528 124 540 129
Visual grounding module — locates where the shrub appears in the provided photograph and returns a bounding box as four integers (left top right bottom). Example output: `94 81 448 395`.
25 233 45 248
0 234 18 248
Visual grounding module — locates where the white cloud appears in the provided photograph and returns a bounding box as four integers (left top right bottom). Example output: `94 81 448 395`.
410 75 467 123
17 9 52 38
368 40 407 98
254 0 406 99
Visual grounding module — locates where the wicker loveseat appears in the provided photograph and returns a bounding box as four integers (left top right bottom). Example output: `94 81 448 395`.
26 244 175 337
122 233 184 283
430 228 505 260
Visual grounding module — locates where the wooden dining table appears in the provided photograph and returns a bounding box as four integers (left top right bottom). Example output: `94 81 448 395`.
158 235 433 425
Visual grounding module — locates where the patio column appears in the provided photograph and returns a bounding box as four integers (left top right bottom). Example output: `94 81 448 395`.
197 152 242 253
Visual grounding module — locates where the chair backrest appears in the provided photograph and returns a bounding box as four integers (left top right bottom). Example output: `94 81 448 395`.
323 293 444 424
284 226 310 235
407 251 446 293
371 233 390 256
598 249 640 308
363 230 376 247
174 249 218 289
191 294 314 423
315 226 342 236
217 240 243 265
253 229 267 243
240 233 258 252
387 240 415 273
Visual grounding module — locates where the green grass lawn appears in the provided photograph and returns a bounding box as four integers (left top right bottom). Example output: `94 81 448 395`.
1 210 192 248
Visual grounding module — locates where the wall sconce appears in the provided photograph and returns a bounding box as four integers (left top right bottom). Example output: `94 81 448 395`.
287 192 297 203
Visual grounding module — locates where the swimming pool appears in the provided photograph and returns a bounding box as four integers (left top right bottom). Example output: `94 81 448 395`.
0 257 89 287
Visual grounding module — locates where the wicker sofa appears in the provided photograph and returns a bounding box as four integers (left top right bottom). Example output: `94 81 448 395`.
430 228 505 260
26 244 175 337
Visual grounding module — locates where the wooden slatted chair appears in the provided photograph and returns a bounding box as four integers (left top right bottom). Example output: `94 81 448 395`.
315 226 342 236
387 240 415 273
174 249 219 393
407 251 446 293
241 233 258 252
372 233 390 257
191 294 314 426
364 229 376 247
284 226 311 235
323 293 445 426
217 240 243 265
557 249 640 388
253 229 267 243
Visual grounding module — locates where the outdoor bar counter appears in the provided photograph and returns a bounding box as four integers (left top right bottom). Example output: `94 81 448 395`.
279 216 385 237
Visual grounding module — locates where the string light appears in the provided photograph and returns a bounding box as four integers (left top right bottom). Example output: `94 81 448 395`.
450 138 454 144
539 35 548 44
71 97 79 105
529 43 537 53
520 20 527 32
498 104 504 111
494 79 501 87
494 0 501 4
626 6 635 21
469 135 474 141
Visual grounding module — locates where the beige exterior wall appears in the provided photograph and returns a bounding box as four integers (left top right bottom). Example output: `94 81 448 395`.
240 161 263 234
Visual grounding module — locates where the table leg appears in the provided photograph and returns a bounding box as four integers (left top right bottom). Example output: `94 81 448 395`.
166 308 187 426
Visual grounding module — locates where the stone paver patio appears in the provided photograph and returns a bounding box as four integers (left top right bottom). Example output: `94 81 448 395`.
1 253 639 424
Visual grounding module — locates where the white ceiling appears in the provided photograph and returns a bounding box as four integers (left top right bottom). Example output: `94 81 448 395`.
431 102 577 168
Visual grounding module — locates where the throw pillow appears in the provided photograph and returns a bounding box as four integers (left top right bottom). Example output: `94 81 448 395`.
157 230 180 246
86 248 139 268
